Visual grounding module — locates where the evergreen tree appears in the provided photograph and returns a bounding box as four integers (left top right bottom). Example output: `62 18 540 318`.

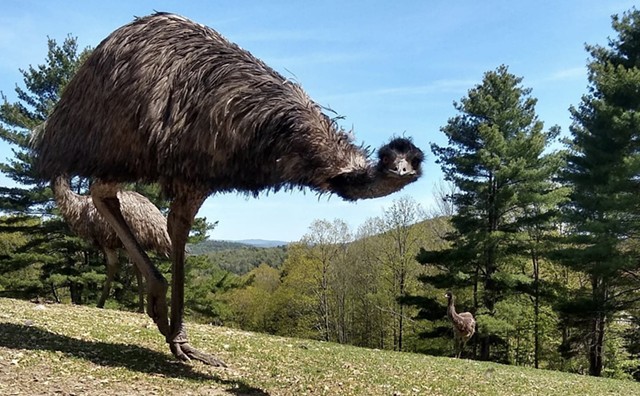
0 36 96 302
0 35 218 307
0 36 90 214
557 9 640 377
420 65 563 361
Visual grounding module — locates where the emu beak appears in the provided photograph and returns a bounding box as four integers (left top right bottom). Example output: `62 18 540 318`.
389 157 416 177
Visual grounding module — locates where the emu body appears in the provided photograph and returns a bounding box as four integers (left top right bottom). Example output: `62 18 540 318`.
52 176 171 311
445 291 476 358
33 12 424 365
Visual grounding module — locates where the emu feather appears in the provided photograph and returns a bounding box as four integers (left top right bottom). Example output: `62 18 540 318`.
32 12 425 366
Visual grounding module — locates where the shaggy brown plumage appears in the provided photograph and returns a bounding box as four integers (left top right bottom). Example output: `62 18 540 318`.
445 291 476 358
53 176 171 311
32 12 424 366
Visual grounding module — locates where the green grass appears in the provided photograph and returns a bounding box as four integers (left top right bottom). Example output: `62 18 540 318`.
0 297 637 395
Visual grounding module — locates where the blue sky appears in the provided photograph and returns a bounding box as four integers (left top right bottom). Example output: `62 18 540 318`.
0 1 636 242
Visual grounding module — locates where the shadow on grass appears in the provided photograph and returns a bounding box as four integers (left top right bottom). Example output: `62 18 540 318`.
0 323 269 396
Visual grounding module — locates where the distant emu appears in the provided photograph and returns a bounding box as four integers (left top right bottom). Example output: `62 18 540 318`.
445 291 476 358
32 12 424 366
52 175 171 312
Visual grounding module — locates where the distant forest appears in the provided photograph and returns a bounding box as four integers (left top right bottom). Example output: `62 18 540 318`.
188 240 288 274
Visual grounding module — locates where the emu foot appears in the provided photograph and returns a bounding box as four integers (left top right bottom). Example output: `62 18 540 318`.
168 326 226 367
169 341 227 367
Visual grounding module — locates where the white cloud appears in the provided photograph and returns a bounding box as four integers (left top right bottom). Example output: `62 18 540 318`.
230 28 341 44
320 79 476 102
547 67 586 82
268 51 373 69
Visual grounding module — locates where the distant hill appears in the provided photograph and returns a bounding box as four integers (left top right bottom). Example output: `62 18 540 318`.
187 239 251 254
187 239 288 255
188 239 289 274
235 239 289 248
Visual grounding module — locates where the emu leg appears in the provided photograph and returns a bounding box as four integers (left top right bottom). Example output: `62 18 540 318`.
90 182 170 338
131 259 145 313
456 339 463 359
167 193 226 366
97 248 119 308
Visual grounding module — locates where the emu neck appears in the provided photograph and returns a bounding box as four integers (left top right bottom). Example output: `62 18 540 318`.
329 168 418 201
52 176 84 222
447 297 462 321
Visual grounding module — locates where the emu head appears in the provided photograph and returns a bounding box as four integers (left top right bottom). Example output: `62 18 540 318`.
326 137 424 201
376 138 424 178
445 291 453 300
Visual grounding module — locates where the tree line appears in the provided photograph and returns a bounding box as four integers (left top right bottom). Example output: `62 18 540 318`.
1 7 640 381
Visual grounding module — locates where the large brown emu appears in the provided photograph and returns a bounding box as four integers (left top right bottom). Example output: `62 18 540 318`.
52 175 171 312
445 291 476 358
32 12 424 366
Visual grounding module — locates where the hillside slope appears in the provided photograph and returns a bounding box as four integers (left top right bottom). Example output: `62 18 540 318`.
0 297 637 395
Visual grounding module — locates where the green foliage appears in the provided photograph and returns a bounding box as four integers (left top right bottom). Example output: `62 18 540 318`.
557 8 640 377
188 217 218 244
184 254 239 323
0 215 46 296
0 36 101 305
201 244 288 274
2 9 640 382
189 239 256 253
0 36 90 214
0 35 217 309
225 263 285 333
424 65 566 361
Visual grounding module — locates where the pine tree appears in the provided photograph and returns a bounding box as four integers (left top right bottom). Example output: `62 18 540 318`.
1 36 90 213
421 65 564 361
0 35 217 306
557 9 640 377
0 36 96 301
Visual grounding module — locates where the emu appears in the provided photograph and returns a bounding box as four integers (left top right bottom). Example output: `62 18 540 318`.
52 175 171 312
445 291 476 358
32 12 424 366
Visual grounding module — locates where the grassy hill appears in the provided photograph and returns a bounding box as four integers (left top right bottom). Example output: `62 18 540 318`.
1 297 637 396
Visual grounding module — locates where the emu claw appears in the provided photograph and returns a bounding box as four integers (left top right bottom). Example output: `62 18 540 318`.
170 342 227 367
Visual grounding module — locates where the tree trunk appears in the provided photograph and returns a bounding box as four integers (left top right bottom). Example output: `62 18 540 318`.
50 283 60 303
321 261 330 342
515 329 520 365
532 251 540 369
481 256 496 360
588 313 606 376
398 300 404 351
70 282 83 305
473 265 479 359
481 175 499 361
397 267 406 352
588 275 607 377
